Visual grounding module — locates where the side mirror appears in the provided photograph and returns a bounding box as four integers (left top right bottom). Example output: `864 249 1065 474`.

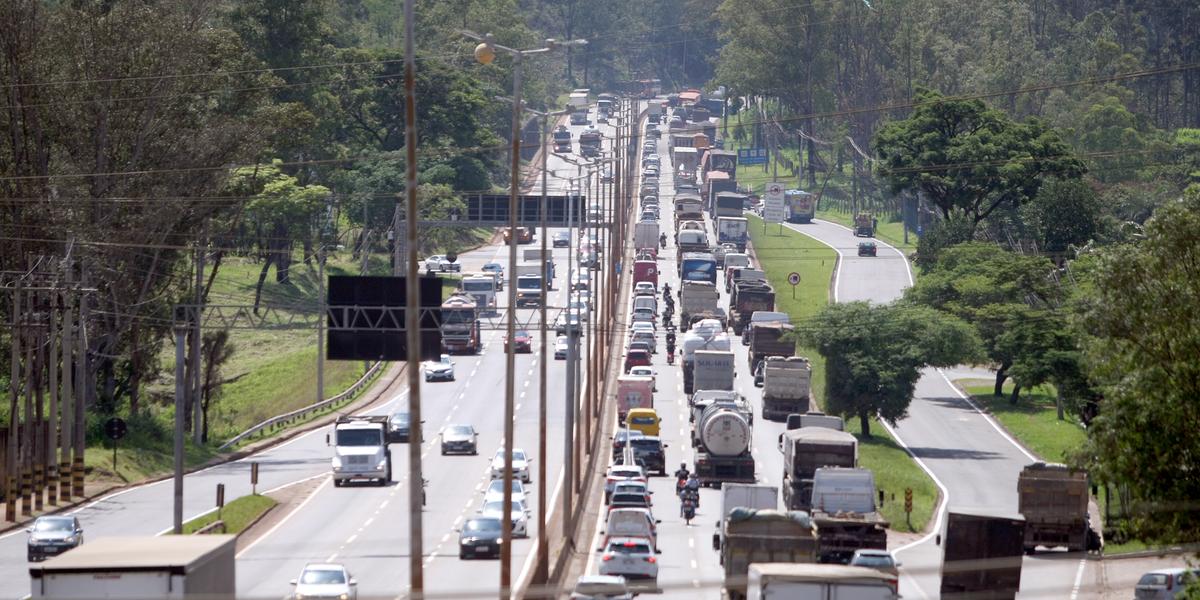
895 562 903 568
662 444 669 448
325 434 330 446
656 549 663 554
349 579 357 586
25 527 33 533
655 519 662 524
476 510 482 514
289 580 297 586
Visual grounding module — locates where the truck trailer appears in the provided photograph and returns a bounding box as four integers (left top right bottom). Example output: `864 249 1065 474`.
1018 462 1091 553
940 511 1026 600
719 511 817 600
29 535 236 599
760 356 812 421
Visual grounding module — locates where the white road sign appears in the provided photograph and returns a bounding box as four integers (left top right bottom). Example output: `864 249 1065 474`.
763 182 786 223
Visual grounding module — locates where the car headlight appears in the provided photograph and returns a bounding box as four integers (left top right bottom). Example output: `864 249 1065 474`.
294 594 305 600
331 456 342 470
339 594 349 600
63 536 77 544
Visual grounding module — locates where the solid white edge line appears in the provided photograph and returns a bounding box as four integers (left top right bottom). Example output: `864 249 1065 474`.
934 369 1038 463
236 476 332 558
785 220 939 600
1070 555 1088 599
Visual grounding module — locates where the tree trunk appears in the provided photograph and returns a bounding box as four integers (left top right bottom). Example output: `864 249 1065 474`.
129 323 141 416
1009 383 1021 405
1055 388 1065 421
253 253 273 314
994 363 1010 397
859 411 871 437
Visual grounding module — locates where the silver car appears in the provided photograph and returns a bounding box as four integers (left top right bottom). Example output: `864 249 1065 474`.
598 537 658 582
490 448 532 483
1135 568 1200 599
291 563 356 600
440 424 478 455
27 516 83 562
479 499 529 537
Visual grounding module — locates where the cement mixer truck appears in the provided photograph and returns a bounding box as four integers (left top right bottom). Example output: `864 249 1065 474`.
694 403 756 487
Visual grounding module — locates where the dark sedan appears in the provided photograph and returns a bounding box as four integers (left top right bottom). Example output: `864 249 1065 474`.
388 411 412 443
458 517 503 559
858 241 878 257
553 231 571 248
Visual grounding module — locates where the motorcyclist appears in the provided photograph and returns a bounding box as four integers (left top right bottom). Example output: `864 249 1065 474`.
685 474 700 492
681 494 697 522
662 283 671 299
674 462 690 482
659 233 667 248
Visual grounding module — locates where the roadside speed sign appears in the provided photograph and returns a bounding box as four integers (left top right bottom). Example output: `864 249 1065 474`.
787 272 801 286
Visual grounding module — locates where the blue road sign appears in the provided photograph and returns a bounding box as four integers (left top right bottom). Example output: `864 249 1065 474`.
737 148 768 165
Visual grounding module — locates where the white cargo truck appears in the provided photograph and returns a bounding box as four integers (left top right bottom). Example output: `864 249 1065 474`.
330 415 392 486
692 350 735 393
29 535 236 599
746 563 898 600
634 221 660 252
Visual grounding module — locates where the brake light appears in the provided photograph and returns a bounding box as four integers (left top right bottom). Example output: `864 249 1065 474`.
645 556 657 563
602 555 613 561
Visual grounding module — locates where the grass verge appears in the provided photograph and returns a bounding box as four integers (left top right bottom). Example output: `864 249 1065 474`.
747 214 934 532
958 381 1086 464
180 493 277 534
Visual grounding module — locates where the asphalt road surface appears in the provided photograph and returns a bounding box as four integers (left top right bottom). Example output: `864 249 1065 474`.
6 110 615 600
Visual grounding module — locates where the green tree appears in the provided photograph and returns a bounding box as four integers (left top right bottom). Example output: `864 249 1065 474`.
1077 185 1200 544
874 89 1086 233
904 243 1060 398
798 302 980 436
1019 178 1104 258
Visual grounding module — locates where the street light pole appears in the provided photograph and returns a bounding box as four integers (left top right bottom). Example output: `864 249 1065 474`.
464 31 585 599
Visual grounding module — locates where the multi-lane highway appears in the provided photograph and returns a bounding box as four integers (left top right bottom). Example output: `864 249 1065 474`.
5 109 617 599
572 99 1102 600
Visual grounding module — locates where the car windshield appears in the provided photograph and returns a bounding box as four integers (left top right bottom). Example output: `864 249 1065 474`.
463 280 492 291
607 542 651 554
446 425 473 436
33 518 73 532
465 518 502 533
337 429 382 446
1137 573 1170 586
391 413 409 425
483 501 521 514
300 568 346 585
487 480 524 495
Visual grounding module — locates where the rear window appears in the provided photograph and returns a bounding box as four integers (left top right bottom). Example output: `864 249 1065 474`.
630 416 656 425
611 494 647 504
629 439 661 450
1137 574 1169 586
608 542 651 554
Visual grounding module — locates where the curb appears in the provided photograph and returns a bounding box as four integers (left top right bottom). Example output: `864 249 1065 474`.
1100 546 1198 561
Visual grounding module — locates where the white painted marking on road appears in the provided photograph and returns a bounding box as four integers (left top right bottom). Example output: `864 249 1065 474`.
441 533 450 543
363 517 373 527
380 500 389 509
688 538 694 549
346 533 357 544
690 559 698 569
236 475 333 558
327 553 338 561
1070 557 1088 599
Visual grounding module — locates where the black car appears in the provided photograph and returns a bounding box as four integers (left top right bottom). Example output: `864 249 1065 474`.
388 411 411 443
857 241 878 257
553 231 571 248
627 436 667 476
27 516 83 562
611 429 646 460
458 516 503 559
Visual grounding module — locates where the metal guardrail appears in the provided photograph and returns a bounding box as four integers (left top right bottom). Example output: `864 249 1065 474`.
218 361 385 451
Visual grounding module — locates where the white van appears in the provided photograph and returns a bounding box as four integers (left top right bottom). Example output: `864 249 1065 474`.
723 253 751 270
632 295 657 314
602 508 661 550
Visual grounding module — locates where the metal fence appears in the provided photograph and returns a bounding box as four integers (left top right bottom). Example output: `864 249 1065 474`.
218 362 385 451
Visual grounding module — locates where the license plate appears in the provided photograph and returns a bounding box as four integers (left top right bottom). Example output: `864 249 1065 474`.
475 546 489 552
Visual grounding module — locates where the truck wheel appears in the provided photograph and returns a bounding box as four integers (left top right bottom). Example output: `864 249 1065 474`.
1024 546 1037 555
333 479 343 488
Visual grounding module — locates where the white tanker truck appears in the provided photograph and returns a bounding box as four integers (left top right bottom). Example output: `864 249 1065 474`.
693 402 756 487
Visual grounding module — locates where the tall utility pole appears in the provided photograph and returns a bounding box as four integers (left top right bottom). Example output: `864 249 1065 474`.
192 229 205 444
402 0 425 596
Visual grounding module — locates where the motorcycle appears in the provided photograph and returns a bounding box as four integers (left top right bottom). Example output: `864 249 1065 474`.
659 234 667 249
682 499 696 524
666 351 675 365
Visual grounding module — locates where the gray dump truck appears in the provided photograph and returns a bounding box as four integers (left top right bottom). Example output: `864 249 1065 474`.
940 510 1026 600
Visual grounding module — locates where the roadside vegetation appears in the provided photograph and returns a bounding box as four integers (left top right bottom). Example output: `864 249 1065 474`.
180 494 278 535
748 215 938 532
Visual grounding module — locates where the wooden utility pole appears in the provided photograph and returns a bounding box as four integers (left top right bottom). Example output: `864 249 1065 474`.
48 291 59 506
7 283 21 521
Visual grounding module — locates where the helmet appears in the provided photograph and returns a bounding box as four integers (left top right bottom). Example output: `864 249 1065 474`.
681 462 687 469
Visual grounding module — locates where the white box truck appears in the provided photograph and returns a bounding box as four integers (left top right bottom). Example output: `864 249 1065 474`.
746 563 898 600
29 535 236 599
634 221 660 252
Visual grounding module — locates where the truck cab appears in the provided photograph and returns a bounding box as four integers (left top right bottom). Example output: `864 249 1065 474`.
461 274 497 308
330 415 391 487
515 274 544 308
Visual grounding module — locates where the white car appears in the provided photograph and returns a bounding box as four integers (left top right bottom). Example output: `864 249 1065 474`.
571 575 633 600
291 563 356 600
555 336 569 360
483 479 528 506
628 366 656 391
424 255 462 274
629 308 656 327
629 321 655 335
598 537 658 582
629 330 656 353
633 282 656 296
423 354 455 382
479 499 529 538
490 448 532 483
572 290 593 311
604 464 647 503
568 300 590 322
573 272 591 291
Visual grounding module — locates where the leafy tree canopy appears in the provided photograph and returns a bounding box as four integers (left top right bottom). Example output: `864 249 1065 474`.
1077 185 1200 544
874 89 1087 233
798 302 980 436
